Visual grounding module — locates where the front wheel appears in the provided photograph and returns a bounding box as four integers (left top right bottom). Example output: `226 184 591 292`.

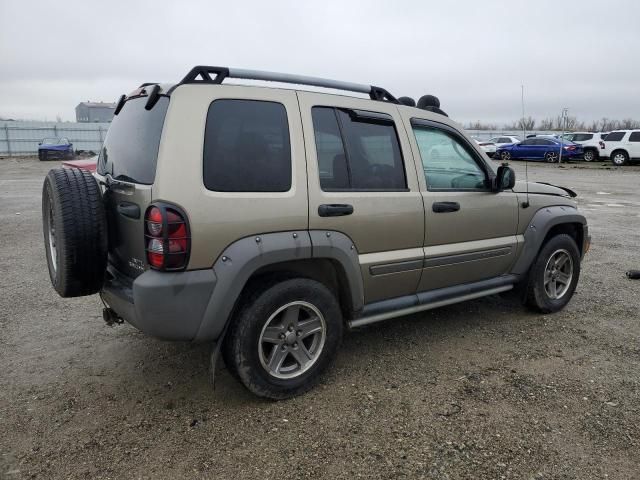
525 234 581 313
222 278 343 399
500 151 511 160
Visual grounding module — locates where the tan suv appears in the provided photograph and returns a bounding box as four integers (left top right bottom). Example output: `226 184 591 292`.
42 66 590 399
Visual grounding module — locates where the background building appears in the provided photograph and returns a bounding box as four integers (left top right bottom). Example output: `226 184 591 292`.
75 101 116 123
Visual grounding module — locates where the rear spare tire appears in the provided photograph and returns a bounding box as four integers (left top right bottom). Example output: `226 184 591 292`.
42 167 107 297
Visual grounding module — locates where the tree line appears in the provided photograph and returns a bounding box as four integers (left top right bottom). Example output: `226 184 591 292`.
467 116 640 132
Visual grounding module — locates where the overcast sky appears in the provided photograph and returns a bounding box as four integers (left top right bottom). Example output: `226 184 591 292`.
1 0 639 125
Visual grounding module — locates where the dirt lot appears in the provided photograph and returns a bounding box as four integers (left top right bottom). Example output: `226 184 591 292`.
1 157 639 479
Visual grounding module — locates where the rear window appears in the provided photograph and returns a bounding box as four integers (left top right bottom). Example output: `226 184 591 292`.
572 133 593 141
97 96 169 184
605 131 625 141
629 132 640 142
203 99 291 192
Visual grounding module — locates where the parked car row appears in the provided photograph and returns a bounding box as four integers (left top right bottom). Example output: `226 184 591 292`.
473 129 639 166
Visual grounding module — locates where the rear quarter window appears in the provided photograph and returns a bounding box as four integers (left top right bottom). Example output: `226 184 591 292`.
203 99 291 192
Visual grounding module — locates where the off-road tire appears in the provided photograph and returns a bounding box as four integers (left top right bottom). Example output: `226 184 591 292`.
525 234 580 313
582 149 597 162
222 278 343 400
42 167 107 297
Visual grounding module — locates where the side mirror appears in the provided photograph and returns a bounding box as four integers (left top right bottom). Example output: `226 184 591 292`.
495 165 516 191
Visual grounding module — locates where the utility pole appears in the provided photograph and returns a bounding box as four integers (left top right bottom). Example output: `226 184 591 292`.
521 85 526 139
558 107 568 164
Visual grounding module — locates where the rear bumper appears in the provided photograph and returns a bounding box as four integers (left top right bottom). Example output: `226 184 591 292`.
101 265 219 341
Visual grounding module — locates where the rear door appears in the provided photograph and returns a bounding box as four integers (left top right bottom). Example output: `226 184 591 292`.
297 92 425 304
96 95 169 278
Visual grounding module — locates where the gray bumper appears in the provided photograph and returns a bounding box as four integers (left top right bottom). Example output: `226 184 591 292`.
102 267 218 341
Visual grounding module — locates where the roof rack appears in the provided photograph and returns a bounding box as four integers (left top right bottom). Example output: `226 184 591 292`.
176 65 399 103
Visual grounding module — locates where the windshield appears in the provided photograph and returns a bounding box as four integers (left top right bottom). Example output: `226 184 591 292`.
97 96 169 184
42 138 59 145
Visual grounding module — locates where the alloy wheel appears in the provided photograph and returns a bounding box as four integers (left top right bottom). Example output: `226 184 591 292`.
258 301 327 379
543 249 573 299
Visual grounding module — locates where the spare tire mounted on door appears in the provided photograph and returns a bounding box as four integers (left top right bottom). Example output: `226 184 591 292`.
42 167 108 297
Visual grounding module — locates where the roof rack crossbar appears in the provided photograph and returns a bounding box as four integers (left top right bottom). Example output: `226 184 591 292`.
177 65 398 103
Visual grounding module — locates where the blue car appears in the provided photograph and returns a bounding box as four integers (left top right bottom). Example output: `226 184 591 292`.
38 137 74 161
496 137 583 163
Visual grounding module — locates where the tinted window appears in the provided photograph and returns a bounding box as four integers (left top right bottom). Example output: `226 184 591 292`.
538 139 555 145
499 137 512 143
203 100 291 192
311 108 349 189
520 139 535 146
572 133 593 141
98 96 169 184
605 131 625 141
629 132 640 142
413 126 487 190
311 107 406 190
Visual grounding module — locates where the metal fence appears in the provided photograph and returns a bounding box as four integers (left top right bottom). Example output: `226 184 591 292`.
0 121 110 156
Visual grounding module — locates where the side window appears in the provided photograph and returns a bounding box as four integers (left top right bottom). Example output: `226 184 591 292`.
605 131 625 142
499 137 511 143
629 132 640 142
203 99 291 192
412 126 488 191
520 139 534 146
311 107 407 191
539 139 554 146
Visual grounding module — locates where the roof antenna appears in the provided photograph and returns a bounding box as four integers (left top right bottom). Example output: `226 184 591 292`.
521 84 530 208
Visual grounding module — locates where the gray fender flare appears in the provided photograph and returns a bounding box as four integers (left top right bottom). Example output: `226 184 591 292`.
511 205 587 276
194 230 364 342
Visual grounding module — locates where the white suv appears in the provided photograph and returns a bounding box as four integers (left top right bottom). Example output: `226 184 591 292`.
563 132 607 162
601 130 640 166
489 136 520 148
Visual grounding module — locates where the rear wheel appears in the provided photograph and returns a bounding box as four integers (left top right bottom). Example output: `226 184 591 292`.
525 234 580 313
611 150 628 166
39 150 47 161
545 151 558 163
582 149 597 162
222 278 343 399
42 167 107 297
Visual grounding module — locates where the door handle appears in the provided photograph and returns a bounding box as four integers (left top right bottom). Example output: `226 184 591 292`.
318 204 354 217
432 201 460 213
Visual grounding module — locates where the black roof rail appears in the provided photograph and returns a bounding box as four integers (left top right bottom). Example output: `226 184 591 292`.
175 65 399 104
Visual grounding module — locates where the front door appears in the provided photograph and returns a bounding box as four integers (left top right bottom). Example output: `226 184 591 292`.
297 92 425 304
402 116 520 291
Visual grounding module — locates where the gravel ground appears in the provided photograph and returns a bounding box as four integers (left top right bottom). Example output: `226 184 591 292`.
1 157 639 479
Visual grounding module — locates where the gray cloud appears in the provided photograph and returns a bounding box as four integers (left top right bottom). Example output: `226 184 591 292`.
1 0 639 124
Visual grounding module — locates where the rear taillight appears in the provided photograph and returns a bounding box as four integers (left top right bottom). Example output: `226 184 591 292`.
144 204 190 271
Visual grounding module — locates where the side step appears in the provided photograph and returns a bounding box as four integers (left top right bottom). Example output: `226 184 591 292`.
349 275 517 329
